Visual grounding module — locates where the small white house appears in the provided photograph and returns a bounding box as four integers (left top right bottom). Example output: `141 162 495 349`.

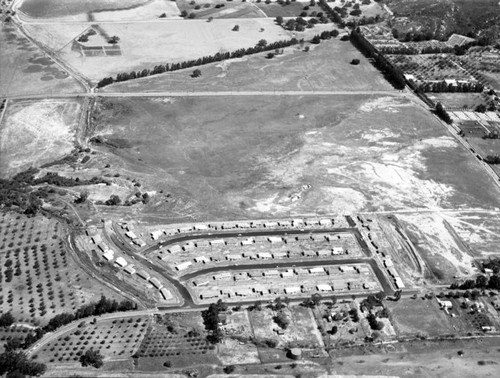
115 257 128 268
175 261 192 271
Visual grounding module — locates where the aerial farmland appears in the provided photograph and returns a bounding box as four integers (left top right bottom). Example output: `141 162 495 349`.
1 0 500 377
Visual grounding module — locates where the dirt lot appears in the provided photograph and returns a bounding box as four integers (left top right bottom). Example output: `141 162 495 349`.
104 38 393 93
0 25 84 97
25 18 291 81
0 99 82 178
88 95 500 222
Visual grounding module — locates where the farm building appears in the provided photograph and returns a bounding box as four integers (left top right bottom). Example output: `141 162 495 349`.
268 236 283 244
273 252 288 259
263 270 280 277
175 261 192 271
258 252 272 260
124 265 136 275
284 286 301 295
210 239 226 246
281 269 294 278
309 267 325 275
149 277 163 289
194 256 209 264
103 250 114 261
160 288 173 300
125 231 137 239
226 254 243 261
91 235 102 244
115 257 128 268
213 272 232 281
151 230 163 240
317 284 333 292
201 290 220 300
168 245 182 254
137 270 151 281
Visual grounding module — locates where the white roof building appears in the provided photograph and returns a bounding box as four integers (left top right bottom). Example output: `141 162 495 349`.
151 230 163 240
103 250 114 261
91 235 102 244
178 226 192 233
273 252 288 259
137 270 151 280
115 257 128 267
124 265 136 275
281 269 294 278
268 236 283 244
263 270 280 277
168 245 182 254
264 221 278 228
213 272 232 281
241 238 254 246
319 219 332 226
318 249 331 257
309 267 325 275
194 256 209 264
149 277 163 289
258 252 272 259
235 288 254 297
175 261 192 271
284 286 301 295
226 254 243 261
194 224 209 231
332 247 344 255
317 284 333 292
210 239 225 246
160 288 173 300
125 231 137 240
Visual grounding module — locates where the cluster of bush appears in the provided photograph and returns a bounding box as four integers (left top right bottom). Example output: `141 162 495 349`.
317 0 346 27
201 299 227 344
311 29 340 44
97 38 300 88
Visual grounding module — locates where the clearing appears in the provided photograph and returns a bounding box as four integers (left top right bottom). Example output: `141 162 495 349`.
87 95 500 222
0 99 82 178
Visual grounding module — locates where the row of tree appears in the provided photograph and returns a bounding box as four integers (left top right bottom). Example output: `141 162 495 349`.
97 38 300 88
317 0 346 27
201 299 227 344
350 28 406 90
450 273 500 291
434 102 452 124
414 80 484 93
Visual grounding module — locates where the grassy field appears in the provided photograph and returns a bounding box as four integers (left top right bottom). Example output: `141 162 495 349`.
25 19 291 81
427 93 487 109
0 211 124 325
104 38 392 93
256 2 323 17
0 25 83 97
88 94 500 222
0 99 82 178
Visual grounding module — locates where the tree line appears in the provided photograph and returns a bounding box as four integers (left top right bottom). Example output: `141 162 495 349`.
318 0 346 27
349 28 406 90
416 80 484 93
97 38 300 88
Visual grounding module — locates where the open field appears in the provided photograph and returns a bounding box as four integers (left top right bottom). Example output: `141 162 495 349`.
36 316 150 364
17 0 181 22
427 93 487 109
88 95 500 222
103 38 393 93
177 0 265 19
0 25 84 97
0 99 82 178
256 2 322 17
0 211 124 325
24 19 292 81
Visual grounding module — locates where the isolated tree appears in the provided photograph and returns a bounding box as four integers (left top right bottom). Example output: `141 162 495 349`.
273 312 290 329
275 16 284 25
105 195 121 206
180 10 188 17
350 58 360 65
257 39 268 47
311 293 322 306
192 69 201 78
232 25 239 31
80 348 104 368
159 13 167 18
75 190 89 204
108 36 120 44
311 35 321 44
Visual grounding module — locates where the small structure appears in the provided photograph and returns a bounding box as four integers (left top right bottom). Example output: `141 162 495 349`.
210 239 226 246
289 348 302 360
133 239 146 247
137 270 151 281
273 252 288 259
281 269 294 278
91 235 102 244
258 252 272 260
235 288 254 297
317 284 333 292
309 267 325 275
213 272 232 281
263 221 278 228
194 256 209 264
263 270 280 277
226 254 243 261
201 290 220 300
194 224 209 231
178 226 192 233
241 238 254 246
115 257 128 268
319 219 332 226
317 249 331 257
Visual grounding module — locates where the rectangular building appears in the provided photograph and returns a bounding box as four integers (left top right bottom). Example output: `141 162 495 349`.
213 272 232 281
194 256 209 264
160 288 173 300
168 245 182 254
151 230 163 240
175 261 192 271
149 277 163 289
284 286 301 295
309 267 325 275
258 252 272 260
268 236 283 244
210 239 226 246
125 231 137 240
317 284 333 292
226 254 243 261
137 270 151 281
115 257 128 268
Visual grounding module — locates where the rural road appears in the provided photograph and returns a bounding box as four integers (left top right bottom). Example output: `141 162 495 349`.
4 90 405 101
